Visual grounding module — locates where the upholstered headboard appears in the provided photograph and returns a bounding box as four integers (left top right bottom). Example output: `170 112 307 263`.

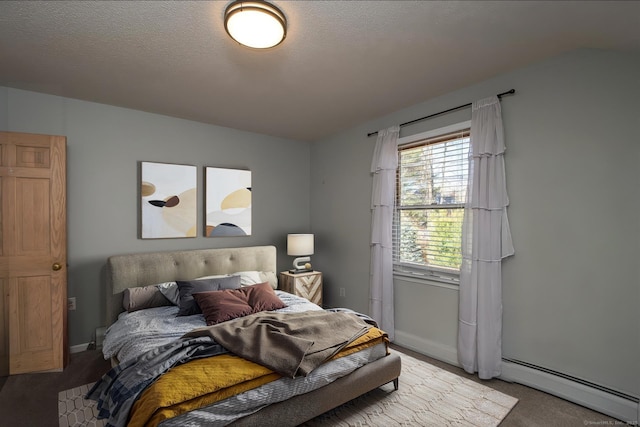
105 245 277 326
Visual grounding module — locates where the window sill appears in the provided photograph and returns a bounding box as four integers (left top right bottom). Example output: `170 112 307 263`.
393 270 459 290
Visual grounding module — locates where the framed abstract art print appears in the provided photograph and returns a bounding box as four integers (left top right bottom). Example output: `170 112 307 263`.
205 167 251 237
140 161 197 238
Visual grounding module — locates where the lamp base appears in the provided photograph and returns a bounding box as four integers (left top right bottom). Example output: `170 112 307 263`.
289 268 314 274
292 256 311 271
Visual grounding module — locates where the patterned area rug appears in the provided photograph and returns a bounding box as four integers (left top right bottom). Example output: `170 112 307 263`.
58 382 105 427
59 352 517 427
303 352 518 426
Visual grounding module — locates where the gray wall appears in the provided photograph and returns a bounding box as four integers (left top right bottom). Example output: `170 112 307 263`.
2 47 638 401
1 88 312 347
310 49 639 398
0 87 7 129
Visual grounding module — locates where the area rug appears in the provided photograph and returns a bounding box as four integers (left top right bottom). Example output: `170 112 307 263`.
302 352 518 426
58 382 106 427
59 352 517 427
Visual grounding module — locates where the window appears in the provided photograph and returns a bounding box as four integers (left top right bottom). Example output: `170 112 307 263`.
393 122 470 281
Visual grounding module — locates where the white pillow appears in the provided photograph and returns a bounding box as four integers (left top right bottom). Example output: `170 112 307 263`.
233 271 262 285
233 271 277 289
196 274 231 280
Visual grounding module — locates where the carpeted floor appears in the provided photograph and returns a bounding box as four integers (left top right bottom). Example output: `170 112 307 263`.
0 345 623 426
0 349 111 427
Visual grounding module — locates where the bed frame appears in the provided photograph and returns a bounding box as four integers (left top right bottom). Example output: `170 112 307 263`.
105 245 401 426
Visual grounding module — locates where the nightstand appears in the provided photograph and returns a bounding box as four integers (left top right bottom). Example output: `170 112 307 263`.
279 271 323 307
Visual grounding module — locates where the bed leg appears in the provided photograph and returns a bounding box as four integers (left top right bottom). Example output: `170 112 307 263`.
393 378 399 391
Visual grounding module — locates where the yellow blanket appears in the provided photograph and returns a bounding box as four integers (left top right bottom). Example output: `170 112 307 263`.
128 326 388 427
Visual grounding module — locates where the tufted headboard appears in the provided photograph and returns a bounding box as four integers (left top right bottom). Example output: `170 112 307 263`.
105 245 277 326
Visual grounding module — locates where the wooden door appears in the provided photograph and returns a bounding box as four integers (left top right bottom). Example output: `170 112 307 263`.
0 131 67 374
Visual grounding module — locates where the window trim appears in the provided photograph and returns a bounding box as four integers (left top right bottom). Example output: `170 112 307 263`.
393 120 471 283
397 120 471 147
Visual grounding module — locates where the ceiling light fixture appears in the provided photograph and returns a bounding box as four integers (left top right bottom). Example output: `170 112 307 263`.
224 1 287 49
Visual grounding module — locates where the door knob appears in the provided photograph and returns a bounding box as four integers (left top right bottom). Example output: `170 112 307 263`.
52 263 62 271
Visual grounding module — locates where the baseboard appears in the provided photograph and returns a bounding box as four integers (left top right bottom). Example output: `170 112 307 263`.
393 330 639 423
500 360 639 424
69 343 89 354
393 330 459 367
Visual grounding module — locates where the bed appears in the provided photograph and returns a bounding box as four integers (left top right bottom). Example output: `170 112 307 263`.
96 245 401 426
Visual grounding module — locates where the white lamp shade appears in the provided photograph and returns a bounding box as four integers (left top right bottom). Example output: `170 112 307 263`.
287 234 314 256
224 1 287 49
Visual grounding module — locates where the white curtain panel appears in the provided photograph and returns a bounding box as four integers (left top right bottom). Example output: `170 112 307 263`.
458 96 514 379
370 125 400 341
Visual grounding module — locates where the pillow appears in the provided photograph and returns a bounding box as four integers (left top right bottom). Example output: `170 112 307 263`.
233 270 262 285
169 274 230 306
233 270 278 289
122 283 174 312
193 289 253 324
196 274 231 281
157 282 180 305
193 282 287 325
176 276 242 316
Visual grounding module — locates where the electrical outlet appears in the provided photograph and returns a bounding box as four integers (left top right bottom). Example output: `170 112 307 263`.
68 297 76 311
339 288 346 297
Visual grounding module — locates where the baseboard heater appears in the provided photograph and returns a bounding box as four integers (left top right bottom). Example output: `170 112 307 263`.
501 357 639 423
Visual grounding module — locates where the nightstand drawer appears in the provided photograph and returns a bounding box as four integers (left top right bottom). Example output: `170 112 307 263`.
279 271 322 307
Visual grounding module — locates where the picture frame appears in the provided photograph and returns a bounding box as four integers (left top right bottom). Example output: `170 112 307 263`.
140 161 197 239
205 167 252 237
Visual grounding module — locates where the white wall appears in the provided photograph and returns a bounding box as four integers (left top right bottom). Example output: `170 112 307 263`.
311 49 640 403
1 88 312 347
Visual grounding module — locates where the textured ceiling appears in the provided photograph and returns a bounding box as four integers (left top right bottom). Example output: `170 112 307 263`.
0 1 638 141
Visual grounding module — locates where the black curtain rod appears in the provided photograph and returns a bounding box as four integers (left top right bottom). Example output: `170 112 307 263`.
367 89 516 137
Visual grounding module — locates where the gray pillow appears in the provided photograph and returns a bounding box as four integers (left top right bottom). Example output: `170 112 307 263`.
158 282 180 305
122 284 173 312
176 276 242 316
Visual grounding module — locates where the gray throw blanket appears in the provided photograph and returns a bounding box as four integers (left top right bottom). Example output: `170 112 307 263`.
86 336 226 427
183 310 371 378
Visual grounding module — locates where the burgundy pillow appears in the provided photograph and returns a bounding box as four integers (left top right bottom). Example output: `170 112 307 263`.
193 282 287 325
175 276 242 316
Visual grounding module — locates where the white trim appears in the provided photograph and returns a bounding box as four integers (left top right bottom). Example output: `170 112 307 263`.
393 331 638 423
394 120 471 275
394 271 460 290
500 360 639 424
397 120 472 146
96 326 107 348
394 330 459 367
69 343 89 354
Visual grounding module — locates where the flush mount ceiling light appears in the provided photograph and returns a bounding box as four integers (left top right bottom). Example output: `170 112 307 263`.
224 1 287 49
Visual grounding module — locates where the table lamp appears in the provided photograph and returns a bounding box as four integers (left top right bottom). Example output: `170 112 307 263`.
287 234 314 273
